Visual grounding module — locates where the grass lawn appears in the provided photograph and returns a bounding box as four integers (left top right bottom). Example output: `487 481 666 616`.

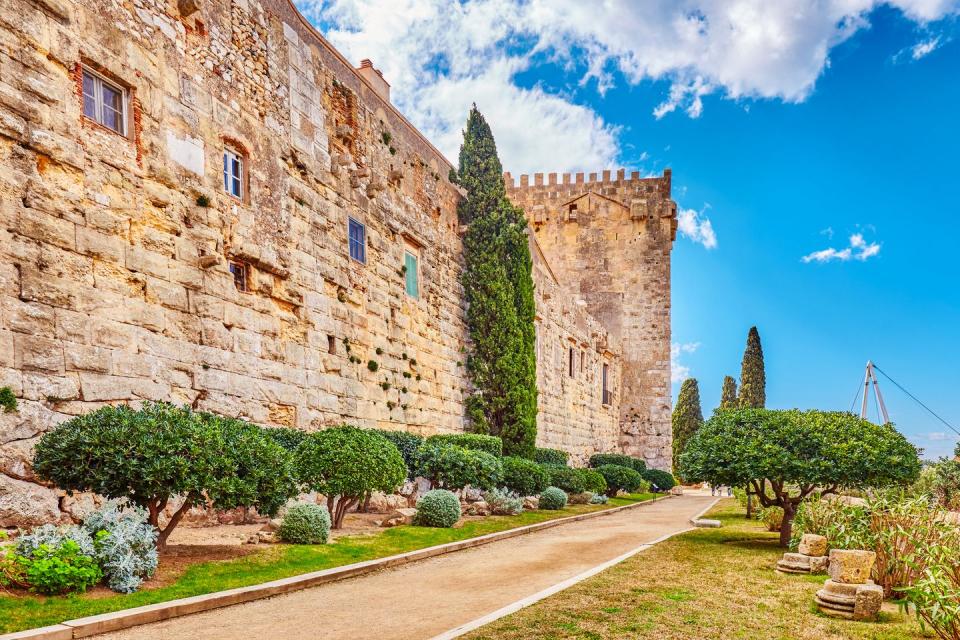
464 499 931 640
0 493 657 633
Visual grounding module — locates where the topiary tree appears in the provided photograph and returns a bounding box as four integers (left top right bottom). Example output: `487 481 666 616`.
672 378 703 476
424 433 502 457
502 456 550 496
642 469 676 492
720 375 738 410
576 469 608 496
457 106 537 459
737 326 766 409
33 402 299 548
543 465 587 494
371 429 424 478
533 447 569 467
295 426 406 529
278 503 331 544
414 443 503 491
679 408 921 546
596 465 646 497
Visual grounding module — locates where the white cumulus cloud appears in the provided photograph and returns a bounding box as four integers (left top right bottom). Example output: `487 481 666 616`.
677 207 718 249
295 0 959 172
802 232 882 263
671 341 701 383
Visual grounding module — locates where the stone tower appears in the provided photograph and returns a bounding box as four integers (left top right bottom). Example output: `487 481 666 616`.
506 169 678 470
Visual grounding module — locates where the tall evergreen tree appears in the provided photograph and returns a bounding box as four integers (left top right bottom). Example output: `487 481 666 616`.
672 378 704 476
738 326 766 409
720 375 738 410
457 106 538 458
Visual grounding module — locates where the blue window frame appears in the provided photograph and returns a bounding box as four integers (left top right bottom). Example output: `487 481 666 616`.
404 250 419 299
348 218 366 263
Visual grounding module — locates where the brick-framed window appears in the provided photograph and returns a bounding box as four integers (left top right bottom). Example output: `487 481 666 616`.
348 217 366 263
229 261 248 292
81 66 128 135
404 249 420 299
223 146 244 200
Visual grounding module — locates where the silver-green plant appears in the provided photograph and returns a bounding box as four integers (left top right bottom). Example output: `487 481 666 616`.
483 488 523 515
16 524 96 559
83 500 158 593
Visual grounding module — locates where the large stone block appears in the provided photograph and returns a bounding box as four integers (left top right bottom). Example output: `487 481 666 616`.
828 549 876 584
799 533 828 557
0 474 64 527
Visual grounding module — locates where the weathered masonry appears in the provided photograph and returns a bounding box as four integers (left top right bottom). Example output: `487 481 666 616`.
0 0 676 527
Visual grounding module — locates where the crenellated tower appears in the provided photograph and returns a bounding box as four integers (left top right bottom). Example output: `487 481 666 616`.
506 169 678 470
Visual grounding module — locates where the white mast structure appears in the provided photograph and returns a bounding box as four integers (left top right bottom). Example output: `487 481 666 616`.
860 361 890 424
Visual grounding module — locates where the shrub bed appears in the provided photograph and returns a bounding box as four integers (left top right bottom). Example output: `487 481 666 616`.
425 433 503 457
590 453 646 474
370 429 424 477
484 488 524 515
543 466 586 494
577 469 608 496
413 490 461 527
597 464 646 497
533 448 569 467
415 443 503 490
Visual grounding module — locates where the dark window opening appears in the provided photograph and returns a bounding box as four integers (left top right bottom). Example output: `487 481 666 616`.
602 363 611 405
580 350 585 373
568 347 575 377
229 261 248 292
328 335 336 354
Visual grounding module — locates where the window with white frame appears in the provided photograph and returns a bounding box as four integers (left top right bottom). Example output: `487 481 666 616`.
223 147 244 199
404 249 420 299
348 218 366 263
82 68 126 135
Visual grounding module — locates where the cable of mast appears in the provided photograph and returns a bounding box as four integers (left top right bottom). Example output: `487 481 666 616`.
872 364 960 437
849 376 863 413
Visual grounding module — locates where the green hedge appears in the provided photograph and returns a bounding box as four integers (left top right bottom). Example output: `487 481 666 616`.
643 468 676 491
596 464 646 497
415 443 503 490
502 456 550 496
425 433 503 457
543 466 587 494
533 447 569 466
370 429 424 477
576 468 608 495
589 453 646 474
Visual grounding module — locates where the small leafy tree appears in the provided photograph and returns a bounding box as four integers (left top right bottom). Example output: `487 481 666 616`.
295 426 406 529
415 443 503 491
671 378 703 475
33 403 298 548
737 327 766 408
719 375 737 410
457 106 537 458
680 408 920 546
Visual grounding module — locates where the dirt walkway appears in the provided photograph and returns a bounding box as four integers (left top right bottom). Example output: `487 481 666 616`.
100 494 715 640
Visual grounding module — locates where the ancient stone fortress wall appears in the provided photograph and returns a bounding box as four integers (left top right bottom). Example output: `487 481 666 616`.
529 235 623 464
0 0 641 526
506 170 678 469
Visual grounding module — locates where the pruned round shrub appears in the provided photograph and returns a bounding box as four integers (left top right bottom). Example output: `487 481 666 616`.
642 468 676 491
502 456 549 496
33 402 299 548
539 486 568 510
295 426 406 529
575 469 608 495
534 447 569 467
544 465 586 494
415 444 503 490
278 503 331 544
413 489 461 527
589 453 646 474
484 488 524 515
597 464 645 497
371 429 424 478
425 433 503 457
83 501 158 593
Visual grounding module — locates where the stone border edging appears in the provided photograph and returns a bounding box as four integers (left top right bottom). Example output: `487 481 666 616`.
429 496 721 640
1 495 670 640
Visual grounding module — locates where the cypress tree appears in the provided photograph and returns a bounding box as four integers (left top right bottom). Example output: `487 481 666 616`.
719 375 738 410
738 326 766 409
457 106 538 458
672 378 704 476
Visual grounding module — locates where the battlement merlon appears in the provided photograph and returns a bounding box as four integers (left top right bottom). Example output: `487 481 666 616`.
504 168 671 194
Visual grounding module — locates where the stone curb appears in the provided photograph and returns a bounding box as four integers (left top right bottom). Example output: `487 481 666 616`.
2 495 670 640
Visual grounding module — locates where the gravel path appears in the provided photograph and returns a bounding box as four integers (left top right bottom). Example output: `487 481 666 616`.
99 494 715 640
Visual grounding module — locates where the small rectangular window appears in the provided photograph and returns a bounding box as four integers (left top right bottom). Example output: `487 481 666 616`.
568 347 575 377
404 250 419 299
327 335 336 354
602 363 610 405
229 261 247 292
580 350 585 373
81 68 126 135
348 218 366 263
223 148 243 199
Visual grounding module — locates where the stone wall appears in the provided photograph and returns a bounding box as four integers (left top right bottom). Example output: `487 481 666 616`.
0 0 662 527
506 170 677 469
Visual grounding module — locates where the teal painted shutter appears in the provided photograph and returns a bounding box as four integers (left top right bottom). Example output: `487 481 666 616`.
405 252 419 298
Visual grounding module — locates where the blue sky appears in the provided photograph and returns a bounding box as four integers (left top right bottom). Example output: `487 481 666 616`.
300 0 960 458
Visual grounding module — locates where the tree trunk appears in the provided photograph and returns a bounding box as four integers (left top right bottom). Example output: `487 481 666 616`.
779 502 796 548
157 499 193 550
745 488 753 519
